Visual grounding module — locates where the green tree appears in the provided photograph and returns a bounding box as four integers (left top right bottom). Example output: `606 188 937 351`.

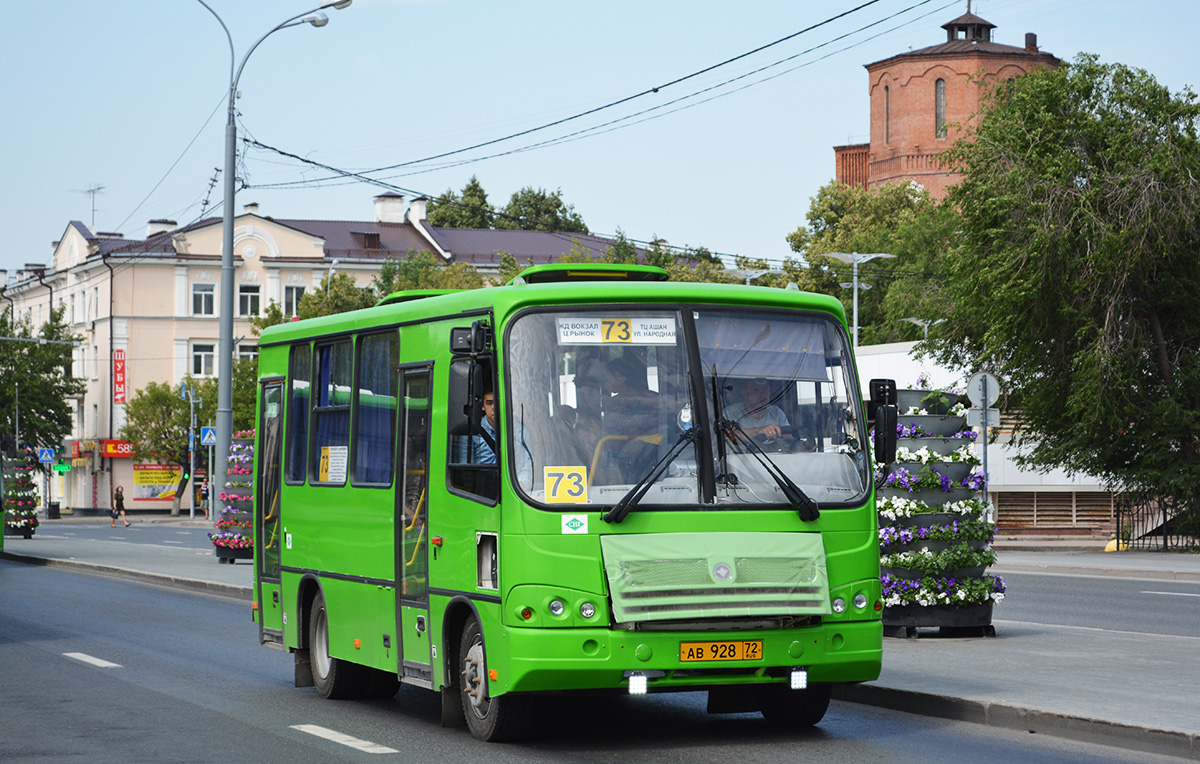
298 272 379 319
0 306 84 453
428 176 494 229
372 250 485 294
927 54 1200 501
119 378 214 516
496 187 588 233
787 180 943 344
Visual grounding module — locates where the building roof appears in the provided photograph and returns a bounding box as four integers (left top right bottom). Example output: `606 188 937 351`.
89 214 634 268
867 11 1058 69
428 228 627 265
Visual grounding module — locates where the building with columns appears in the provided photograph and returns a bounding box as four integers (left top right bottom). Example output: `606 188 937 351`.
2 194 630 513
835 9 1059 198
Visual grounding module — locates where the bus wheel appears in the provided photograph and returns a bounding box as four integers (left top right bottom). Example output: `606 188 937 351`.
310 591 366 699
755 682 831 728
458 617 530 741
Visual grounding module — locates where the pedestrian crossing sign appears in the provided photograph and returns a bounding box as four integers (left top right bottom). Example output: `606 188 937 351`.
200 427 217 446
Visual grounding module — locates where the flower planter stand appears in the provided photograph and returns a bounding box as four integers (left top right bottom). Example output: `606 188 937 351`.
878 389 1001 638
214 545 252 564
882 603 995 639
211 435 255 564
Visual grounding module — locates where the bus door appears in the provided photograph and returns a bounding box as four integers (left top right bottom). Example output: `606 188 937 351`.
257 379 285 646
396 366 433 687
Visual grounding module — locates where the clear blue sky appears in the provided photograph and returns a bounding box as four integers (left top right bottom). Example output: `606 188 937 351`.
3 0 1195 277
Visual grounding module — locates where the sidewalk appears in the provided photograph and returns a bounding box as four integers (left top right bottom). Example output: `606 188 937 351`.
3 519 1199 760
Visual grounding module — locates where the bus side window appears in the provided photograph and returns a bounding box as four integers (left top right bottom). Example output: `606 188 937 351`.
446 359 499 502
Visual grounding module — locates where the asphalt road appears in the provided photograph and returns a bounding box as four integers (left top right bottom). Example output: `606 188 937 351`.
997 570 1200 638
1 560 1189 764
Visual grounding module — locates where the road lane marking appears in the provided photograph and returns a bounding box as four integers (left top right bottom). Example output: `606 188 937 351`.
290 724 397 754
1141 590 1200 598
63 652 123 668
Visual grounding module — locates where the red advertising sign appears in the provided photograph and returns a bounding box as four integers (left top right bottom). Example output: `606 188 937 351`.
102 439 135 458
113 349 127 404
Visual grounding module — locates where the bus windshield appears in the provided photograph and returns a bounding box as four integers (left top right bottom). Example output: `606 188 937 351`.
506 307 869 510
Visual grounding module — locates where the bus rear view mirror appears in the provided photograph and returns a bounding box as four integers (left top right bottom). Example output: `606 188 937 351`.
874 405 897 465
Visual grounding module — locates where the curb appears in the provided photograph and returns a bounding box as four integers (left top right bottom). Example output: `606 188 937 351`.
0 551 252 600
834 684 1199 761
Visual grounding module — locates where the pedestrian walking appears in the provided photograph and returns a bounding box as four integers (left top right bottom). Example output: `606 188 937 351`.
111 485 130 528
199 478 210 520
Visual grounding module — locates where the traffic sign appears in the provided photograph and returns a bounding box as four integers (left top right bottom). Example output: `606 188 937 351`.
966 408 1001 428
38 448 54 463
967 372 1002 408
201 427 217 446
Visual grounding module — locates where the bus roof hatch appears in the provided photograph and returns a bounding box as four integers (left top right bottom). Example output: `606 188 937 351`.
511 263 670 285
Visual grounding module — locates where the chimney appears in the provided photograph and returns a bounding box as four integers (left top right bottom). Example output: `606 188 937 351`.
244 202 260 215
1025 32 1038 52
374 193 406 223
146 219 177 238
406 196 429 224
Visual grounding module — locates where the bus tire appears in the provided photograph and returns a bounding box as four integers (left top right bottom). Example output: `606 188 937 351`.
365 669 400 698
310 591 368 699
755 682 831 728
458 617 531 742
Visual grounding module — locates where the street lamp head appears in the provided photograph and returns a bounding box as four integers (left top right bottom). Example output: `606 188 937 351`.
302 11 330 27
323 0 353 8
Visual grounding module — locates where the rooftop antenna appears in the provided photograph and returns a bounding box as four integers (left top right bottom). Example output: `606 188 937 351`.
71 184 106 228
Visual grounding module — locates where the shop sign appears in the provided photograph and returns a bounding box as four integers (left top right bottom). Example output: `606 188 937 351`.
102 439 135 458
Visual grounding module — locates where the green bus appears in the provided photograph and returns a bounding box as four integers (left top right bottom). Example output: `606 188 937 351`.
251 263 898 741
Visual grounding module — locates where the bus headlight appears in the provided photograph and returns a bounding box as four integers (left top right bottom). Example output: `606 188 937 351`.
853 593 868 610
580 602 596 618
831 597 846 614
548 599 565 616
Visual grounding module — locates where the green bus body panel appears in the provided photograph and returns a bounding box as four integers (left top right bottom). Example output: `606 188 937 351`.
255 278 877 698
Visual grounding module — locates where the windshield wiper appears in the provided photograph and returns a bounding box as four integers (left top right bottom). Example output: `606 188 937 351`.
602 429 698 524
720 419 820 522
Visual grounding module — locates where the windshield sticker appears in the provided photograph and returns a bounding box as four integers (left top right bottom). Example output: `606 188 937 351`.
556 317 677 345
545 466 589 504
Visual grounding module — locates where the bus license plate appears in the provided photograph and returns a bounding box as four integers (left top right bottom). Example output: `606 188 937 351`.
679 640 763 662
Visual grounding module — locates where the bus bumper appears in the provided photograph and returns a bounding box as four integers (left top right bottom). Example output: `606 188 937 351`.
494 620 881 694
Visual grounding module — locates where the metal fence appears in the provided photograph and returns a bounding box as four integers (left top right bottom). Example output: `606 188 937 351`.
1115 493 1200 552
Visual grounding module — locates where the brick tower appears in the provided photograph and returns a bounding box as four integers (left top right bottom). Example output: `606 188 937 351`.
834 8 1060 198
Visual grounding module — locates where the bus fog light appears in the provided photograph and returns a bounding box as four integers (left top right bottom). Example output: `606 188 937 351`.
548 599 565 616
628 672 647 695
580 602 596 618
790 668 808 690
520 607 533 620
853 593 868 609
831 597 846 613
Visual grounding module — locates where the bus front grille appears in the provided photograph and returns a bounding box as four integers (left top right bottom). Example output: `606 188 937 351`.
600 532 832 625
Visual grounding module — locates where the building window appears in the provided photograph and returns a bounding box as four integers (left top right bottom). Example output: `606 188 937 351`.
884 85 891 144
284 285 306 317
935 78 946 138
92 345 99 380
192 283 215 315
193 343 215 376
239 284 261 316
238 344 259 364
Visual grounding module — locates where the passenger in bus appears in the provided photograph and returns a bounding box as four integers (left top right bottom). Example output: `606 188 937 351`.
592 351 663 482
458 385 533 487
459 388 499 465
725 377 802 450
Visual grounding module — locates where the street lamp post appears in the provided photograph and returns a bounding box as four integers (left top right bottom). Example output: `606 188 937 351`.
195 0 352 484
902 317 945 341
823 252 895 349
